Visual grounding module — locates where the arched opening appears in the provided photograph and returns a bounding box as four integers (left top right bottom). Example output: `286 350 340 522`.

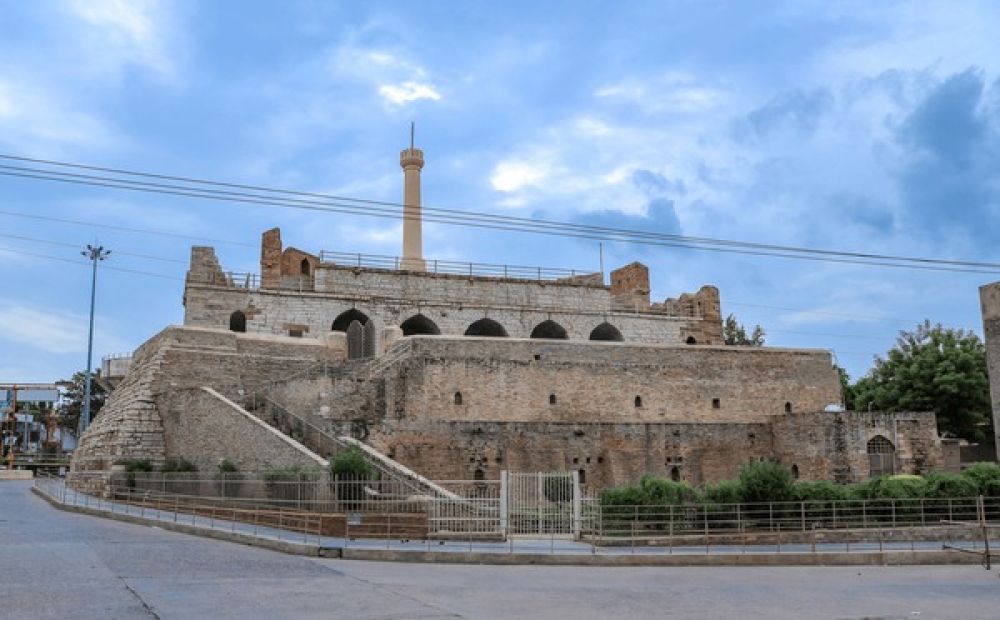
400 314 441 336
454 392 463 405
791 464 800 480
332 308 369 332
464 318 508 337
300 258 310 276
578 469 587 485
549 394 557 405
530 319 568 340
634 396 643 408
686 336 697 345
229 310 246 333
670 466 681 482
867 435 896 477
589 322 624 342
784 402 792 413
474 468 485 481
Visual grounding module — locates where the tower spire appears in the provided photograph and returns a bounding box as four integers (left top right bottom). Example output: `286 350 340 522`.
400 124 426 271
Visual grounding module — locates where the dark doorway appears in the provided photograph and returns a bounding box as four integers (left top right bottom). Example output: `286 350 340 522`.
332 308 369 332
530 320 568 339
589 322 624 342
401 314 441 336
464 318 508 337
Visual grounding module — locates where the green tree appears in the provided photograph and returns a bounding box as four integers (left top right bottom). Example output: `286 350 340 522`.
834 364 855 410
57 370 107 432
738 460 793 503
723 314 765 346
852 321 991 440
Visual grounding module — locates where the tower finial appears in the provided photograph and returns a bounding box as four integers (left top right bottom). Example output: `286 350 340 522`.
410 121 415 150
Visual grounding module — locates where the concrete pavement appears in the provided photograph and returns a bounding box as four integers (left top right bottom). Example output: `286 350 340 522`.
2 480 999 619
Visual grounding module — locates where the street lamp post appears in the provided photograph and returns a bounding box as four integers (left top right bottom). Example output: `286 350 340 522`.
79 245 111 437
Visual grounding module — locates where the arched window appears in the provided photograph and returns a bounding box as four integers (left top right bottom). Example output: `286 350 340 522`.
400 314 441 336
867 435 896 477
549 394 557 405
670 466 681 482
589 322 624 342
784 402 792 413
332 308 369 332
686 336 697 345
300 258 310 276
464 318 508 337
229 310 246 333
530 320 568 340
791 464 800 480
634 396 643 408
454 392 463 405
474 468 485 481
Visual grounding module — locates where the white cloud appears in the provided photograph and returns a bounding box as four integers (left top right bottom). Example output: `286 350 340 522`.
0 304 127 356
490 159 551 192
67 0 179 81
378 81 441 105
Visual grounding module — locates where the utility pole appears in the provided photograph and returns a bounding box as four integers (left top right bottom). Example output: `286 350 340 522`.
79 245 110 437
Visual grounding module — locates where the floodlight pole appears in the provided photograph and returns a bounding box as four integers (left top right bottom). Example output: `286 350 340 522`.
79 245 110 436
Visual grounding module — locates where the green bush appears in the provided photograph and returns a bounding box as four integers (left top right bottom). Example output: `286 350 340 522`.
961 462 1000 496
264 465 322 481
793 480 848 502
738 460 794 504
638 475 696 505
218 459 239 473
117 459 153 473
924 471 979 498
701 479 741 505
160 458 197 473
865 475 927 500
329 446 374 478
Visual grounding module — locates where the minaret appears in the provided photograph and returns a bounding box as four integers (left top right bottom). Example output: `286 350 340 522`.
400 123 426 271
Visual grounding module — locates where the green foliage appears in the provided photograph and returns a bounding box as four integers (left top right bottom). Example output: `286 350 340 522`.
793 480 848 502
851 321 991 440
329 446 373 478
834 364 854 410
116 459 153 473
865 475 928 500
924 471 979 499
638 475 697 505
57 370 107 431
701 479 741 504
160 458 197 473
738 460 794 503
264 465 323 481
723 314 765 346
961 462 1000 496
218 459 239 473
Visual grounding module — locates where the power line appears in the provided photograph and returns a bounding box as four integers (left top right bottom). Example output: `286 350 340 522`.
1 155 999 275
0 232 187 264
0 244 182 280
0 209 256 248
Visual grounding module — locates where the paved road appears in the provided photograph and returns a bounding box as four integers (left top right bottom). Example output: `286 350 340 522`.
2 481 998 619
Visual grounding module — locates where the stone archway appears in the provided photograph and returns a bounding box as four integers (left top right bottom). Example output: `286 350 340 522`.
332 308 370 332
465 318 508 337
530 319 568 340
589 322 623 342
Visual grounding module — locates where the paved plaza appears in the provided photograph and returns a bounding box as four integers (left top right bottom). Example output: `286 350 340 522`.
2 481 998 619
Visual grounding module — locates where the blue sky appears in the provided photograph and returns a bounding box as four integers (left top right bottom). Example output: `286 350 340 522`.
1 0 999 382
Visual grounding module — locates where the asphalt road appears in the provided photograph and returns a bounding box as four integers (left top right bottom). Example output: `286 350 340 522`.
2 480 998 619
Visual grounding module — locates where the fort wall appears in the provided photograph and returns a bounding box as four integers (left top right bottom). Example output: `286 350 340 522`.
980 281 1000 460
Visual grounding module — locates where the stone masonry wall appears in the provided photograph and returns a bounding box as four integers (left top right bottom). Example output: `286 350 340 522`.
980 281 1000 460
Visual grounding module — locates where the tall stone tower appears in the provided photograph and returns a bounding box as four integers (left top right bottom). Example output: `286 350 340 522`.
400 126 426 271
980 281 1000 460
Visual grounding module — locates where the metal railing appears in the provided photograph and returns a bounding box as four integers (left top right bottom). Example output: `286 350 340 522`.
318 250 598 283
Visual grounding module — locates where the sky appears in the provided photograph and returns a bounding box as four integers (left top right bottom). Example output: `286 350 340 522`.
1 0 999 383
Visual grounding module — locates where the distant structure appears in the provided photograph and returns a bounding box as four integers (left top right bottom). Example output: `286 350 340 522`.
69 137 944 495
980 281 1000 460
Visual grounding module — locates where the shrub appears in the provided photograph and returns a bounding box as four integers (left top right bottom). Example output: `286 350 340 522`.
218 459 239 474
738 460 794 504
329 446 374 478
793 480 848 502
638 475 696 505
701 479 741 505
120 459 153 473
924 471 979 499
866 475 927 500
160 458 197 473
962 462 1000 496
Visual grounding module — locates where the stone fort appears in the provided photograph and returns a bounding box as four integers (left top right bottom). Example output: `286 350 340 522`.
69 141 943 493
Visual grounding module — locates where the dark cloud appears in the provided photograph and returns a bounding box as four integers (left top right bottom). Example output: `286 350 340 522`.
893 68 1000 247
741 88 833 140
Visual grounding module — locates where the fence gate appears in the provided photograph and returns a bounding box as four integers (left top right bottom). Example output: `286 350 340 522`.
501 471 581 538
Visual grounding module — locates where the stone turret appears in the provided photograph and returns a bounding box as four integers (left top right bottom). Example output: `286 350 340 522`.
400 128 426 272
